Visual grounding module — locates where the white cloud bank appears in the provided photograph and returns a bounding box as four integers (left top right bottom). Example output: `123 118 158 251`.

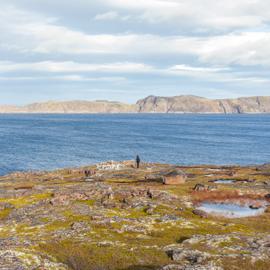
0 60 268 85
104 0 270 30
0 1 270 102
1 5 270 67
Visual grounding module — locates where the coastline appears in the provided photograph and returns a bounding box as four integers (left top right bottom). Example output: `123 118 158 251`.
1 95 270 114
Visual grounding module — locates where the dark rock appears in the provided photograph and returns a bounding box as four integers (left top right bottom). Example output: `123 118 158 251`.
249 205 260 210
192 209 208 218
147 189 153 199
193 184 206 191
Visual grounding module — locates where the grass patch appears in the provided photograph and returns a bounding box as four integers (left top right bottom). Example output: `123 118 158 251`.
40 241 170 270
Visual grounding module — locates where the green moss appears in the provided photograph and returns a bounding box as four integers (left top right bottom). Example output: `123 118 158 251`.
15 224 41 237
0 193 52 208
45 220 71 232
0 208 12 219
105 208 148 219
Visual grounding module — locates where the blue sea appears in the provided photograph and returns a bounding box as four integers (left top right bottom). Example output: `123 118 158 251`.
0 114 269 176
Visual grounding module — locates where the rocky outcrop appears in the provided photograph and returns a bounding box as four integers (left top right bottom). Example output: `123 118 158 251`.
1 95 270 114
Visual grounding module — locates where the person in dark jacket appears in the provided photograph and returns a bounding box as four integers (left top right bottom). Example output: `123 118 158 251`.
136 155 141 169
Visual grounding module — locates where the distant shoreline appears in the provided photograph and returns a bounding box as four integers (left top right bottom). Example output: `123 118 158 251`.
1 95 270 114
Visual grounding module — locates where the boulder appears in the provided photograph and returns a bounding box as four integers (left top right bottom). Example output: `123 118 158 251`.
192 209 208 218
163 169 187 185
193 184 206 191
165 247 209 263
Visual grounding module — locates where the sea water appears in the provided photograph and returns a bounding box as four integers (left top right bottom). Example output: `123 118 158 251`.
0 113 270 175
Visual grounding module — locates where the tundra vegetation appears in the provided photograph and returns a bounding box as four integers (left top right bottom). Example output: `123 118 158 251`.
0 161 270 269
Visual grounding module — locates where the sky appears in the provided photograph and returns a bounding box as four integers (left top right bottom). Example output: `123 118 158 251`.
0 0 270 105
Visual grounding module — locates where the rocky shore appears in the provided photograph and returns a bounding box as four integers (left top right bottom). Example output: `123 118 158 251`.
0 161 270 269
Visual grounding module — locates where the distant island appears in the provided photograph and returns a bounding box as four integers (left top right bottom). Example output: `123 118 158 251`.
1 95 270 114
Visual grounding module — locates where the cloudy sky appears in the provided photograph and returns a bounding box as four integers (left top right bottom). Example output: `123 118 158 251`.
0 0 270 104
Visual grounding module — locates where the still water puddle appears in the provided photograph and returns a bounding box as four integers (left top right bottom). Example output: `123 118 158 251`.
213 179 235 184
197 202 266 218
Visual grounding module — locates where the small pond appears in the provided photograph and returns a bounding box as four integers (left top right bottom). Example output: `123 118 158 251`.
213 179 235 184
197 202 266 218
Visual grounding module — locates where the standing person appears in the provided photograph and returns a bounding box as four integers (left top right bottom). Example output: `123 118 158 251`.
136 155 141 169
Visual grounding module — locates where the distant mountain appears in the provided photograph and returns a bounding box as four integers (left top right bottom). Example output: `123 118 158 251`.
1 96 270 114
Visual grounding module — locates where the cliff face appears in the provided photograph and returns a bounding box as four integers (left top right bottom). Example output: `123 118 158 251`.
136 95 223 113
1 96 270 114
219 96 270 114
136 95 270 114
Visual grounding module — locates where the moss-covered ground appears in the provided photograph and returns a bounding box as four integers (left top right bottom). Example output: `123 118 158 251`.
0 162 269 269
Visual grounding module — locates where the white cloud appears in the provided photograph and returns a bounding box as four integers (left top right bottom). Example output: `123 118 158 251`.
168 65 229 73
0 60 268 86
94 11 119 21
104 0 270 30
0 75 126 82
0 61 153 73
197 32 270 66
1 5 270 67
0 1 270 101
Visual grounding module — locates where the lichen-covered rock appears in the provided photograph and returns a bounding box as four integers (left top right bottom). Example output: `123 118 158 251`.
165 247 209 264
0 249 68 270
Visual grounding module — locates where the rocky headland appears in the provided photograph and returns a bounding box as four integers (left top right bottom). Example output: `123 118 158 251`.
0 161 270 269
136 95 270 114
1 95 270 114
